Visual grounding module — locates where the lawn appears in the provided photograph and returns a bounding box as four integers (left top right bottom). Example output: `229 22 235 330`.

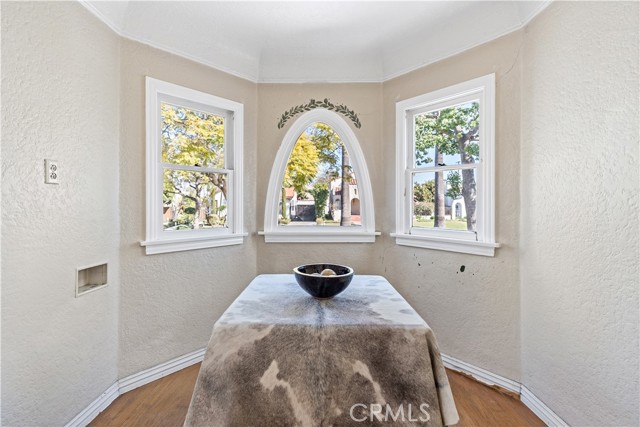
413 218 470 230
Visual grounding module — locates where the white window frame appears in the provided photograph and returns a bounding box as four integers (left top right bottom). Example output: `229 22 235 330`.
141 77 245 255
392 74 500 256
260 109 379 243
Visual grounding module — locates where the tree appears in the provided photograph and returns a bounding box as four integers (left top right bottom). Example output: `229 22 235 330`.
281 134 319 219
414 102 479 230
445 171 462 200
309 183 329 220
414 180 435 203
306 123 354 225
161 104 226 228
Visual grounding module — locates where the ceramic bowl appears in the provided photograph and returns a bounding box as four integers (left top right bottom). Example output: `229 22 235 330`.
293 263 354 299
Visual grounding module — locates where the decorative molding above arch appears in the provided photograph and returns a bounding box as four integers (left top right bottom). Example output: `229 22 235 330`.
277 99 362 129
261 108 378 243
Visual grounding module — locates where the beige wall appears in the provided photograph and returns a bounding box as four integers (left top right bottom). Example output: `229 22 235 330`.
255 84 384 275
2 2 638 426
381 32 523 381
118 39 258 377
1 3 121 425
520 2 639 425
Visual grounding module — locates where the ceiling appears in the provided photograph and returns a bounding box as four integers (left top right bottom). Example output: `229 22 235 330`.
80 1 550 83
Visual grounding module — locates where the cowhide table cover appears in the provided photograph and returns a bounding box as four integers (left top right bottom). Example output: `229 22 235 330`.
184 274 459 427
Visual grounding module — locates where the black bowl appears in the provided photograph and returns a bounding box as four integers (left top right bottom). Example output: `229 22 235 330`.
293 263 354 299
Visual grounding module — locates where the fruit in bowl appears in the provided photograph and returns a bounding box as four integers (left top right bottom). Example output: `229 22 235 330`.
293 263 354 299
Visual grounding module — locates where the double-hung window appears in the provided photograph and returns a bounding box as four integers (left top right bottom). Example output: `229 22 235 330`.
393 74 499 256
142 77 245 254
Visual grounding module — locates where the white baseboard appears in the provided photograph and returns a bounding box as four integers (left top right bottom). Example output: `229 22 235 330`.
65 348 206 427
441 353 521 394
65 382 119 427
521 385 570 427
67 349 567 427
442 353 569 427
119 348 206 394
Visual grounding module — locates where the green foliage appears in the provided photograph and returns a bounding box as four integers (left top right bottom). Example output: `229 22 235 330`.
414 180 435 203
278 99 361 129
414 201 433 216
161 103 227 228
161 103 225 168
445 171 462 199
310 183 330 219
414 102 479 166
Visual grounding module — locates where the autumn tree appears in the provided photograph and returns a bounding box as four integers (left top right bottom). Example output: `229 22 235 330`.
161 104 226 228
414 102 479 230
281 134 319 219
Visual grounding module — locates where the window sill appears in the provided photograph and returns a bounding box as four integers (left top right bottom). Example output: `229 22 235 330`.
140 233 248 255
259 230 380 243
391 233 500 257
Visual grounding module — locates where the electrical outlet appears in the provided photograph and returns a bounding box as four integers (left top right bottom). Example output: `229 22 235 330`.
45 159 59 184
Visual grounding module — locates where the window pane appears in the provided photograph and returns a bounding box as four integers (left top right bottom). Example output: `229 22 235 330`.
278 122 361 227
161 103 225 168
412 169 477 231
163 169 228 231
414 101 480 168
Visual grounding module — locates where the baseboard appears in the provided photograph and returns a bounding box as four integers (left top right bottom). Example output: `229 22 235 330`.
68 349 567 427
65 348 206 427
441 353 521 394
119 348 206 394
442 353 568 427
521 385 570 427
65 382 119 427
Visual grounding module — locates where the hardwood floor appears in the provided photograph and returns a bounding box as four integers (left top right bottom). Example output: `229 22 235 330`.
91 364 543 426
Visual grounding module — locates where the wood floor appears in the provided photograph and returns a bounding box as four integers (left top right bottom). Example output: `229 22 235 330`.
91 364 544 427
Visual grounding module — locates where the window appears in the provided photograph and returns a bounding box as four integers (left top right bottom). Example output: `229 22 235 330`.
261 109 378 243
393 74 499 256
141 77 245 254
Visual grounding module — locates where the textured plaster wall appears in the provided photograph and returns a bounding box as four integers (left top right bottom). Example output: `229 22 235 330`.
380 32 523 382
255 84 384 275
118 39 258 377
520 2 639 426
1 2 121 426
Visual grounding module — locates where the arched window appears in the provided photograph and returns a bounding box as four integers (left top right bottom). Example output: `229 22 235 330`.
261 109 377 242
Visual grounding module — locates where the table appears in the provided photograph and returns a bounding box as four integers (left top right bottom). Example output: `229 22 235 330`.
184 275 459 426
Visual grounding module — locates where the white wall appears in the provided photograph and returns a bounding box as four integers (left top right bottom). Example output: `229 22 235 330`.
1 3 120 426
520 2 639 426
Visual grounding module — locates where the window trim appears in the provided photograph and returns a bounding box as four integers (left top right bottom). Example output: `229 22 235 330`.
393 74 499 256
141 77 245 255
260 109 378 243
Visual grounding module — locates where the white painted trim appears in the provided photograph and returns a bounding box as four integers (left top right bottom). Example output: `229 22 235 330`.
394 74 498 256
67 348 568 427
442 353 569 427
64 382 119 427
521 385 570 427
144 77 245 255
141 233 247 255
392 233 499 257
442 353 520 394
262 109 378 243
65 348 206 427
118 348 205 394
259 230 380 243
